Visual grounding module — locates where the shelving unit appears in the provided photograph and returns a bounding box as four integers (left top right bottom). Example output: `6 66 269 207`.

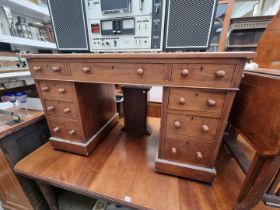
0 35 56 50
0 0 50 21
0 0 57 50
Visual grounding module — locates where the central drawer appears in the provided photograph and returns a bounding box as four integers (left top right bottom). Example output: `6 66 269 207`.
168 88 226 116
37 81 74 101
70 63 165 84
44 100 78 120
48 117 84 142
166 113 220 141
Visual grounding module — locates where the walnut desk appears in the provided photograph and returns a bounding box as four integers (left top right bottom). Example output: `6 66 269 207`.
22 52 254 183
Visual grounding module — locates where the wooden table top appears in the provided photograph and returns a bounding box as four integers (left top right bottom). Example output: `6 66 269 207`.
0 108 44 139
21 52 255 59
14 118 273 210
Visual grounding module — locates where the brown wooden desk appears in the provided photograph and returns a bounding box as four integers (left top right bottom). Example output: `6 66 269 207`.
22 52 254 183
14 118 276 210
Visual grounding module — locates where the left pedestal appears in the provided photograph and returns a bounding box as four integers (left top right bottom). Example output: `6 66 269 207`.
36 81 118 156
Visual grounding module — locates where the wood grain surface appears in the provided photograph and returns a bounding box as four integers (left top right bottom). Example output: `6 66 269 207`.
255 11 280 69
22 52 255 59
15 118 275 210
230 71 280 156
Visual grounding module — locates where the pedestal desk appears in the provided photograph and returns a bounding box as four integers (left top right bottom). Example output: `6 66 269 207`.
23 52 254 183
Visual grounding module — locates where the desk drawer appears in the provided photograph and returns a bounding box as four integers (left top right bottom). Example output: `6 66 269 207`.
70 63 165 84
48 117 84 142
37 81 74 101
162 138 214 167
171 64 236 88
29 62 69 78
44 100 78 120
168 88 226 116
166 113 220 141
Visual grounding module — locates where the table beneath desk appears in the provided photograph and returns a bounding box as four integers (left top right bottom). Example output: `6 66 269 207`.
14 117 273 210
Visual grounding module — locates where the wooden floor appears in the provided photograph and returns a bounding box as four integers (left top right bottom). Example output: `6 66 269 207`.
15 118 276 210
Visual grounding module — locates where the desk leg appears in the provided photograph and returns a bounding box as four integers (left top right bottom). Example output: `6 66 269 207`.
235 155 280 210
36 181 58 210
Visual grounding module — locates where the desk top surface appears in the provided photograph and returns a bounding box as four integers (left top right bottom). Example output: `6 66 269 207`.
14 117 269 210
22 52 255 59
0 108 44 139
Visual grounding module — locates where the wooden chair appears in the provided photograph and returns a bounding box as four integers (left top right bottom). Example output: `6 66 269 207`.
225 10 280 209
225 69 280 210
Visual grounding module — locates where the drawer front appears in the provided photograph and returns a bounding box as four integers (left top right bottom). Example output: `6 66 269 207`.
171 64 236 88
166 113 220 141
44 100 78 120
168 88 226 115
70 63 165 84
29 62 69 78
48 117 84 142
37 81 74 101
162 138 215 167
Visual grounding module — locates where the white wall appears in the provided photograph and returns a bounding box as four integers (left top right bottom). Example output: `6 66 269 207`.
233 0 280 18
149 86 163 102
262 0 280 15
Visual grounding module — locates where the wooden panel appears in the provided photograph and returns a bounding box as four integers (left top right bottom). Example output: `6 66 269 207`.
166 113 220 141
37 80 74 101
29 62 69 79
230 72 280 155
48 117 85 142
70 63 166 84
74 83 117 138
168 88 226 116
171 64 236 88
44 100 78 120
0 149 33 210
255 11 280 69
162 137 215 167
148 102 161 118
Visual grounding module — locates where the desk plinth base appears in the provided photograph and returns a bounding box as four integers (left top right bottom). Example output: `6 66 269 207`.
49 114 119 156
155 157 216 183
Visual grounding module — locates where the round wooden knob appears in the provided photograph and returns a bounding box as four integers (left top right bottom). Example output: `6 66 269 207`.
202 125 209 132
137 68 144 75
174 120 181 128
41 86 49 92
68 130 76 135
58 88 66 93
171 147 177 154
82 67 90 73
47 106 55 111
215 70 226 78
63 108 70 113
53 127 60 133
197 151 203 159
178 97 186 105
51 66 60 72
207 99 216 107
181 69 189 77
33 66 41 71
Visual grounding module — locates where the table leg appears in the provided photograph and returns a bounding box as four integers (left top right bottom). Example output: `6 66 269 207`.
235 155 280 210
36 181 58 210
